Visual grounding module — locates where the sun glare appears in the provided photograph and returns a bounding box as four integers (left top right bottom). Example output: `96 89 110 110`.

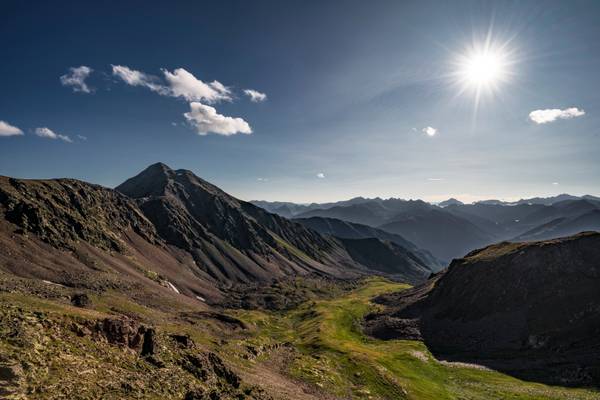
450 37 516 112
463 50 506 86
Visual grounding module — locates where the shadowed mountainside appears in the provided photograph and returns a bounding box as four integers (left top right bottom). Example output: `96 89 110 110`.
364 232 600 386
295 216 444 272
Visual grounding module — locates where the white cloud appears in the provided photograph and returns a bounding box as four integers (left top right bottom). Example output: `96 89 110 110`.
257 177 269 182
427 178 443 181
552 182 559 185
529 107 585 124
77 134 87 141
0 120 24 137
163 68 231 103
244 89 267 102
112 65 231 104
60 66 93 93
34 127 73 143
422 126 437 137
317 172 325 179
111 65 167 94
184 102 252 136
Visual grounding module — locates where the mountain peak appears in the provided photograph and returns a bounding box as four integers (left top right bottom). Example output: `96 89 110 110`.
438 198 464 207
116 162 176 198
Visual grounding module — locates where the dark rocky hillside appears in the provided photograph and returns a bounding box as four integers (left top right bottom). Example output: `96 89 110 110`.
295 216 444 271
365 232 600 386
0 176 158 251
337 238 432 284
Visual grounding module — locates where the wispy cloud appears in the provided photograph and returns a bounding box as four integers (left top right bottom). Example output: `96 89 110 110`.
184 102 252 136
111 65 167 94
422 126 437 137
257 177 269 182
529 107 585 124
427 178 444 181
77 134 87 141
112 65 231 103
317 172 325 179
552 182 559 185
34 127 73 142
163 68 231 103
244 89 267 102
0 120 24 137
60 66 93 93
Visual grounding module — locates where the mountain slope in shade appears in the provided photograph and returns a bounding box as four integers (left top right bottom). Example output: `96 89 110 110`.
295 216 444 271
365 232 600 386
116 163 360 284
337 238 433 284
378 209 494 261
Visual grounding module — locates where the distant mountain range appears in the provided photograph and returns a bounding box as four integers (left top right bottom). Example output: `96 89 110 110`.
253 194 600 261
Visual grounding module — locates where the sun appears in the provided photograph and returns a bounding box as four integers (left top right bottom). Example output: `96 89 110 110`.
449 37 516 111
462 50 506 86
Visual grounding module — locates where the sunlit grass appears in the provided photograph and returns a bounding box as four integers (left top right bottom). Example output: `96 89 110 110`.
233 277 600 400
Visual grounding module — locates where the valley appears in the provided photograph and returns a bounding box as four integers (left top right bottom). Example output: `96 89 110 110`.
2 275 599 399
1 164 599 399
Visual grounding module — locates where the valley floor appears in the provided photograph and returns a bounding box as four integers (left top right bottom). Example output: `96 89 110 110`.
230 278 600 400
1 276 599 399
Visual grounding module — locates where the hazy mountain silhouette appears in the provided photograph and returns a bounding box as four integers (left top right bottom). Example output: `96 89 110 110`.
378 209 494 261
254 195 600 261
438 198 464 207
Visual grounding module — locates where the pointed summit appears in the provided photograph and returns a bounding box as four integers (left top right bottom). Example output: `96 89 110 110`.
116 162 175 198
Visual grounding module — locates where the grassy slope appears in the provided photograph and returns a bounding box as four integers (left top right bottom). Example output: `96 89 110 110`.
2 276 599 399
230 278 600 400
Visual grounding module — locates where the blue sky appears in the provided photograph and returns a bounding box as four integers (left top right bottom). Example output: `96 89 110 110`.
1 0 599 203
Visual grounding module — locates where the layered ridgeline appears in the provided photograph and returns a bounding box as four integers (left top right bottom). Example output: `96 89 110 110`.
0 163 437 309
295 216 444 272
364 232 600 386
254 195 600 261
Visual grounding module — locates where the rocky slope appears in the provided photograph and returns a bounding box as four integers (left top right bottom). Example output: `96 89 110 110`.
295 216 444 272
337 238 433 284
115 163 361 284
364 232 600 386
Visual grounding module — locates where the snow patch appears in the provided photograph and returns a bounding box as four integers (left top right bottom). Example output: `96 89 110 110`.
166 281 180 294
